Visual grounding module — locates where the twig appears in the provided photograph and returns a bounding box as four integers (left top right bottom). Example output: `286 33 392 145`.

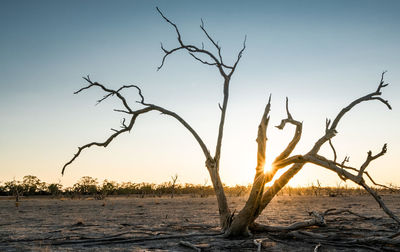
314 243 321 252
253 239 261 252
323 208 371 220
179 240 201 251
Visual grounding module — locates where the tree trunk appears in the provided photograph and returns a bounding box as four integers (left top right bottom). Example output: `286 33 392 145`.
225 172 266 236
206 159 231 230
225 163 305 237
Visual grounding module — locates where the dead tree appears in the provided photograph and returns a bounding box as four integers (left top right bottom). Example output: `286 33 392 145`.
170 174 178 198
62 8 398 238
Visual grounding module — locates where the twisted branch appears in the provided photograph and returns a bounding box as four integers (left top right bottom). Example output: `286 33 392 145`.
272 97 303 170
310 71 391 154
249 72 396 226
62 80 212 175
78 76 134 113
358 144 387 177
156 7 246 78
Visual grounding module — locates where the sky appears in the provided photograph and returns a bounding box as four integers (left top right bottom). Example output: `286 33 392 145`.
1 0 399 188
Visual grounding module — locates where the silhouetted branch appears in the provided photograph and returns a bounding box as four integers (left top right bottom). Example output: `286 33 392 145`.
199 19 230 69
229 35 246 77
156 7 245 78
188 52 218 67
155 8 248 230
62 110 146 175
63 79 212 175
310 72 391 154
77 76 134 113
113 109 131 114
376 71 389 93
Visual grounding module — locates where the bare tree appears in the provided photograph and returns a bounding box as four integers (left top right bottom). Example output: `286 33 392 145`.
62 8 398 238
170 174 178 198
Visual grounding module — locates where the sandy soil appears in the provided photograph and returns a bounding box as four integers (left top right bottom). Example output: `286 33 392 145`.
0 194 399 251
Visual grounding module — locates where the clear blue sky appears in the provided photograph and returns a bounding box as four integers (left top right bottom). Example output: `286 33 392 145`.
1 0 399 187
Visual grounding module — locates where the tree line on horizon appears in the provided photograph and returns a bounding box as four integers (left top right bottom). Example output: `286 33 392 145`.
0 175 398 199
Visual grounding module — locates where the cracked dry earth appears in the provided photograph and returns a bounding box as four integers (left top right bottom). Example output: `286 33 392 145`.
0 194 399 251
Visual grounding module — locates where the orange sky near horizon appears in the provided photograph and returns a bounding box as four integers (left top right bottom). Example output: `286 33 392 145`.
1 1 400 189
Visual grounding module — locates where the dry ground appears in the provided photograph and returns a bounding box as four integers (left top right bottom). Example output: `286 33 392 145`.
0 194 399 251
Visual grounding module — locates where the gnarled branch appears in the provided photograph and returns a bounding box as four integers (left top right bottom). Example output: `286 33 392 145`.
156 7 245 78
255 95 271 174
304 152 400 224
358 144 387 177
272 97 303 170
62 109 148 175
155 7 246 172
78 76 135 113
247 73 395 227
310 71 391 154
62 80 211 175
223 95 271 237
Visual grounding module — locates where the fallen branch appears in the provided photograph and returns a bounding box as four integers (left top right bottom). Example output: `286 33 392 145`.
251 211 325 232
273 231 399 251
179 240 201 251
314 243 321 252
323 208 372 220
50 232 223 246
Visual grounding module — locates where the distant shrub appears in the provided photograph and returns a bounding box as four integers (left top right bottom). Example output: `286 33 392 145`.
0 175 398 198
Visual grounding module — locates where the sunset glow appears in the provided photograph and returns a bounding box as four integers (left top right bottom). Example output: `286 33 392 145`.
1 0 399 188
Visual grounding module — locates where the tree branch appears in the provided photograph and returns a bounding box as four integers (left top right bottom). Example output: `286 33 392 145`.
304 153 400 224
273 97 303 167
358 144 387 177
255 94 271 174
364 171 394 191
155 8 246 174
78 76 135 113
360 181 400 224
228 35 246 78
63 81 212 175
62 110 147 175
214 77 230 165
199 19 229 69
310 72 391 154
156 7 225 76
246 72 395 229
156 7 246 79
256 163 306 219
325 118 338 163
